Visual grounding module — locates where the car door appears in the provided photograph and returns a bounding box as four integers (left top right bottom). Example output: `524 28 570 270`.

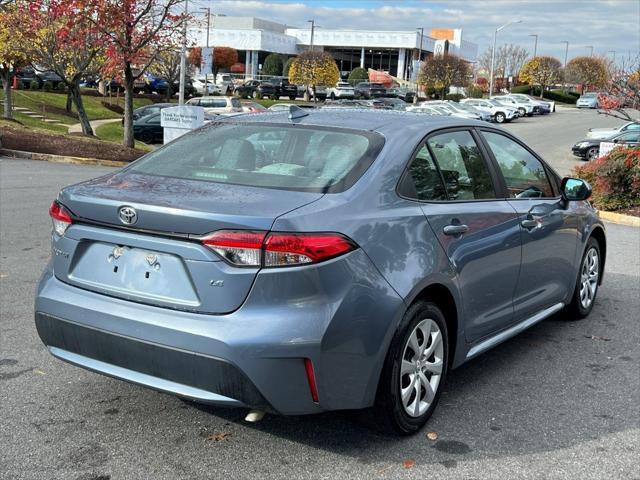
145 114 163 142
479 129 579 321
408 129 522 342
614 131 640 147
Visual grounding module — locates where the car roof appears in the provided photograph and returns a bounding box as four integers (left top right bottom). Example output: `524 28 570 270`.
212 108 485 135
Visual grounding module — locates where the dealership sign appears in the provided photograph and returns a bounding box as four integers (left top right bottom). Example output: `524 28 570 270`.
598 141 628 158
161 106 204 144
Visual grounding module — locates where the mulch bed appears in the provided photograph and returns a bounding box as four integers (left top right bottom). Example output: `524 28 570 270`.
0 125 145 162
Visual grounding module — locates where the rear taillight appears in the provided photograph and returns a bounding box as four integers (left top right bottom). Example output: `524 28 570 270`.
201 230 356 268
49 201 72 236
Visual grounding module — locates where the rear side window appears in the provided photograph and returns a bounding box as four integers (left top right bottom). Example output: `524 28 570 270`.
130 124 384 193
427 131 496 200
482 131 554 198
401 146 447 201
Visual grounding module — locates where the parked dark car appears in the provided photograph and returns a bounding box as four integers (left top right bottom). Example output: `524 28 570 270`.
234 80 278 100
132 112 163 143
37 109 606 436
572 130 640 160
386 87 415 102
268 77 298 100
123 103 174 126
15 66 38 86
354 82 387 99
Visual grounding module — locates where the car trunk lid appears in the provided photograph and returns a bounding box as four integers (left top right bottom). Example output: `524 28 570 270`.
54 171 323 313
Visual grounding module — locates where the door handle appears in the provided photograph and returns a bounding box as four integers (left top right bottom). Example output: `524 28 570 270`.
443 224 469 236
521 215 542 229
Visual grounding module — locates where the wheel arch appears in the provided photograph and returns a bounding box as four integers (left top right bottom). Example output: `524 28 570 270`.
589 225 607 285
409 283 461 368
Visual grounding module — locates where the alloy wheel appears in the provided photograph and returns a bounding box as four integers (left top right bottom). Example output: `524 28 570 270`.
587 147 599 160
579 247 599 309
400 318 444 418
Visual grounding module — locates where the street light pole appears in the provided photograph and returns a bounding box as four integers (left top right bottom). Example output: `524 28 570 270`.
489 20 522 97
200 7 211 95
415 27 424 102
528 34 538 57
178 0 188 105
308 19 315 51
561 40 569 93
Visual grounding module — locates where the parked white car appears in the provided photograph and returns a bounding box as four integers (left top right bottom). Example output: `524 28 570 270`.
406 104 450 116
461 98 519 123
327 81 355 100
418 101 482 121
491 96 535 117
506 94 553 114
586 121 640 140
186 96 243 114
192 77 216 95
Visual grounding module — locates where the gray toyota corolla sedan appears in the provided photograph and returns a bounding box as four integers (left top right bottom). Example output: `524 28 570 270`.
36 107 606 435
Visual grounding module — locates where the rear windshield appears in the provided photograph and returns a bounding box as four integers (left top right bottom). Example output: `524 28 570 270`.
129 123 385 193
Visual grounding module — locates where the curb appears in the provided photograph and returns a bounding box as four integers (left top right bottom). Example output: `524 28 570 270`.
0 148 128 167
599 210 640 227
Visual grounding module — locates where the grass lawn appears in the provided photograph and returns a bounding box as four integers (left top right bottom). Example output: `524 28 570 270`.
1 90 156 133
95 122 154 152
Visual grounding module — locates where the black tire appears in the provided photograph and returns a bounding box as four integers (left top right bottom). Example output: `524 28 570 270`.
289 96 296 100
372 301 449 435
495 112 506 123
586 147 599 161
565 237 601 319
518 107 526 116
330 92 336 100
137 131 153 144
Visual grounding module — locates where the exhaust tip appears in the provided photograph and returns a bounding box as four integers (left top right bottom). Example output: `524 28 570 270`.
244 410 266 422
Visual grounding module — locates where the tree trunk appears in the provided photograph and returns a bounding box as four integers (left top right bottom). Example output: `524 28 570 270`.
312 85 317 104
123 64 135 149
1 69 13 120
539 84 544 99
165 84 173 101
69 80 93 136
66 90 73 113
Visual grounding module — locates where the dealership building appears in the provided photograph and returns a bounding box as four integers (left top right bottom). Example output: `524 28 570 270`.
188 17 478 81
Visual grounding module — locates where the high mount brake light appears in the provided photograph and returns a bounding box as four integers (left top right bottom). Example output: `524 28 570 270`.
201 230 356 267
49 201 73 236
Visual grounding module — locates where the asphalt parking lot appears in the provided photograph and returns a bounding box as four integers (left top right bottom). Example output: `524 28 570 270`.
1 109 638 480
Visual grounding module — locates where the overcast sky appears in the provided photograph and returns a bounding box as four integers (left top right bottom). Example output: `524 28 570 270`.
192 0 639 63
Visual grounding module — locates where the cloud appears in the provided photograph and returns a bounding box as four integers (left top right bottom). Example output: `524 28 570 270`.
197 0 639 62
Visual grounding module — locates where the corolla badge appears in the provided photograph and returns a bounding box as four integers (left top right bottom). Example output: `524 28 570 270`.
118 206 137 225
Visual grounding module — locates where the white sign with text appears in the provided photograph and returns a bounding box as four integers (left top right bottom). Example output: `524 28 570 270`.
161 106 204 144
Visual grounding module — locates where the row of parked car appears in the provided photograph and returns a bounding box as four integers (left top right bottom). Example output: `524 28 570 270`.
130 92 557 144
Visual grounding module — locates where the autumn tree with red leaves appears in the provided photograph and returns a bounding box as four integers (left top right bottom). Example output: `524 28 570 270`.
597 56 640 123
25 0 104 135
213 47 238 77
80 0 187 147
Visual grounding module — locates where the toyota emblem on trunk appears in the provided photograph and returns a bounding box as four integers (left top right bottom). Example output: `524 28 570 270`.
118 206 137 225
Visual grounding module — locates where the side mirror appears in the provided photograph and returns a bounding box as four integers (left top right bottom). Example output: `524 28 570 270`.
561 177 592 202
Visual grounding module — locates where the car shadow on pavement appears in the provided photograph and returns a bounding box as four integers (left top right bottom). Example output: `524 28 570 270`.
182 274 636 465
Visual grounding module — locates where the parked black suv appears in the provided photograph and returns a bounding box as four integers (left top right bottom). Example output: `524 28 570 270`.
234 80 278 100
354 82 387 99
268 77 298 100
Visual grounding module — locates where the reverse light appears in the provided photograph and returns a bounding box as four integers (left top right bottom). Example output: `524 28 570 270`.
201 230 356 268
49 201 73 236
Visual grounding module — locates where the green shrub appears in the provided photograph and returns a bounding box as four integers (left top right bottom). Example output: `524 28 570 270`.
348 67 368 85
445 93 465 102
525 87 577 104
30 80 40 90
467 85 484 98
511 85 532 94
42 81 53 92
262 53 284 77
573 146 640 211
56 81 66 92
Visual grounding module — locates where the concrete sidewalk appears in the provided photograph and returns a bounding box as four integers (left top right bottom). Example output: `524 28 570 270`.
68 117 121 134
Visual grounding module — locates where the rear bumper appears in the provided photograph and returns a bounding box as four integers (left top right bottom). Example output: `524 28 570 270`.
35 249 404 415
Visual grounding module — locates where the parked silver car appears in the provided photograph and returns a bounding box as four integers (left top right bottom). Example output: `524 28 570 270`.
576 92 600 109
